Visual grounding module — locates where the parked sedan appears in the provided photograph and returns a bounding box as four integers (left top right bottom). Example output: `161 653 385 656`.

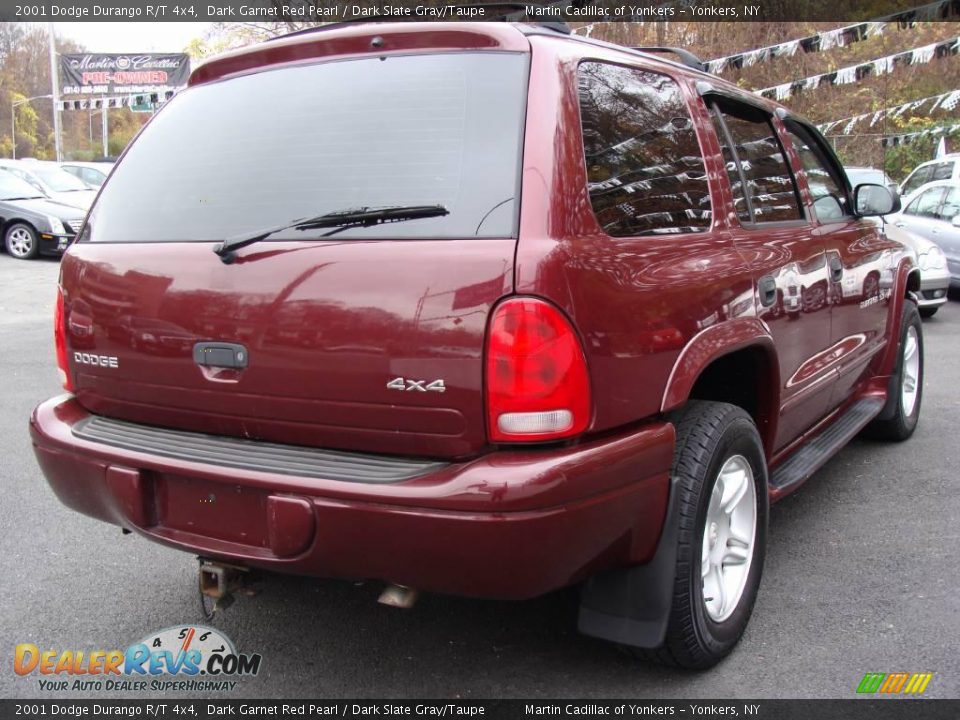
887 180 960 300
0 160 97 211
61 161 113 188
0 170 86 259
883 221 950 318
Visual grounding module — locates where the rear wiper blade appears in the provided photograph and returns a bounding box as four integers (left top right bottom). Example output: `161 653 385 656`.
213 205 449 262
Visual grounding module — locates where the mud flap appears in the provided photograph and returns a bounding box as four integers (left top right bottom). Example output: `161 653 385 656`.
577 475 680 649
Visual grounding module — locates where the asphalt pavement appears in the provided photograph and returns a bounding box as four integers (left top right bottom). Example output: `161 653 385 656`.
1 252 957 700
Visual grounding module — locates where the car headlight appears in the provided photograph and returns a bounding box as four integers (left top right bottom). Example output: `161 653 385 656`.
927 246 947 269
47 216 65 235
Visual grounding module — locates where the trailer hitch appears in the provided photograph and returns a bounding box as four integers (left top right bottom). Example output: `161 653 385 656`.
198 558 257 618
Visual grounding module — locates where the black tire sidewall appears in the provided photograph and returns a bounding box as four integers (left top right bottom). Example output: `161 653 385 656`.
892 302 923 434
683 414 768 654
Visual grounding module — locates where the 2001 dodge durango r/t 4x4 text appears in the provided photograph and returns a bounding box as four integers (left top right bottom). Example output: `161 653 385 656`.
31 22 924 669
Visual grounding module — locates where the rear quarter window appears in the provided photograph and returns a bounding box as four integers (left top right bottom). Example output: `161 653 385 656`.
577 61 711 237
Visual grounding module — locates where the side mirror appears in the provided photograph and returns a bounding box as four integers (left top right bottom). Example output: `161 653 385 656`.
951 215 960 228
854 183 900 216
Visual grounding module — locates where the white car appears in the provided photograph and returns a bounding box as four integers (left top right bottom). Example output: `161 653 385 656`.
60 161 113 188
899 154 960 198
0 160 96 211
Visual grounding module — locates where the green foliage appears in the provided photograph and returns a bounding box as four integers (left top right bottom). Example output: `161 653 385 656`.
880 116 956 180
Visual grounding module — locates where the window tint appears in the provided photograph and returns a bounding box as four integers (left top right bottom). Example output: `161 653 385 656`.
88 53 528 243
931 162 954 181
940 186 960 221
904 186 947 218
902 165 933 196
577 62 711 236
712 107 802 223
784 125 850 221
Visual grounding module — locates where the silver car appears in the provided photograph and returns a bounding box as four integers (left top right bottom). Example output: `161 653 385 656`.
885 180 958 317
0 160 97 211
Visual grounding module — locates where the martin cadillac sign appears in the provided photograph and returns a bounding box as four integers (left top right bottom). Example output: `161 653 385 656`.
60 53 190 96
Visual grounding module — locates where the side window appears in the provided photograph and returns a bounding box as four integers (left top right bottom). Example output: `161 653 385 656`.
577 62 711 236
711 104 803 223
904 186 947 218
902 165 933 197
939 187 960 221
783 123 851 222
931 162 954 181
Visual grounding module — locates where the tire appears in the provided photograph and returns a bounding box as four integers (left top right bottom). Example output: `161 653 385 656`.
4 222 39 260
636 401 768 669
865 301 923 441
919 306 938 319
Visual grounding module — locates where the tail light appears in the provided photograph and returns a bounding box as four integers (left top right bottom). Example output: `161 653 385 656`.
486 297 591 443
54 287 73 392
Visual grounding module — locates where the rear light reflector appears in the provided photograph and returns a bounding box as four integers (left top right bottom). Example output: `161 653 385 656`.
486 297 590 443
498 409 574 436
54 287 73 392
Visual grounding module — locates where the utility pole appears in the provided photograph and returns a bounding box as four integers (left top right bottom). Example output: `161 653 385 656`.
102 105 108 158
47 22 62 161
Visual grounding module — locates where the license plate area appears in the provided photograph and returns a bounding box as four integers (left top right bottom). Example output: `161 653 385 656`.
154 474 270 549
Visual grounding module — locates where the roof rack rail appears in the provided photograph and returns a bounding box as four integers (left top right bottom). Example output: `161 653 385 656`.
631 47 705 72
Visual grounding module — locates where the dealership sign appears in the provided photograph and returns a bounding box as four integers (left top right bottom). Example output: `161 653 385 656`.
60 53 190 96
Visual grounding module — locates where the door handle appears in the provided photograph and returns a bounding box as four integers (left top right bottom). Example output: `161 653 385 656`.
193 342 248 369
759 276 777 307
828 256 843 282
894 221 906 227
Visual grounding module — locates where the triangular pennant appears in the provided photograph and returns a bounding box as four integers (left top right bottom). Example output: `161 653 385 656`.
911 43 937 65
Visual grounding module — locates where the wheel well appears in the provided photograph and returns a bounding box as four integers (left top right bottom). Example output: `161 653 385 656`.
906 269 920 295
687 346 777 455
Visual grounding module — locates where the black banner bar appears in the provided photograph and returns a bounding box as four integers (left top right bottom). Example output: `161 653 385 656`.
4 700 960 720
2 0 960 23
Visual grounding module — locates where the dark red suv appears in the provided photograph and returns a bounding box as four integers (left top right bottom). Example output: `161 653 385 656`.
31 22 923 669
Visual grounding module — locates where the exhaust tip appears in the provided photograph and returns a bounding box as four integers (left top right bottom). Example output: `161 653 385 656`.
378 584 419 609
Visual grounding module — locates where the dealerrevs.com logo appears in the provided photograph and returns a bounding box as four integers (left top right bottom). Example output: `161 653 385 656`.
14 625 261 692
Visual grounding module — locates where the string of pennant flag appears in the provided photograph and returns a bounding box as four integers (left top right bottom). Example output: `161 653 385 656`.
703 0 960 74
816 89 960 135
756 36 960 101
880 122 960 146
59 91 175 111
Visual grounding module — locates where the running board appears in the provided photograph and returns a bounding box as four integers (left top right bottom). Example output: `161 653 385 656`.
770 397 884 492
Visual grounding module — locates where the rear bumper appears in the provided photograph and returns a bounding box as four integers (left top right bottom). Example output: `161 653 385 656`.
30 395 674 599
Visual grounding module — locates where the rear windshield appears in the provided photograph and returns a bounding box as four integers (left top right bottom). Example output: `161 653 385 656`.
87 52 528 243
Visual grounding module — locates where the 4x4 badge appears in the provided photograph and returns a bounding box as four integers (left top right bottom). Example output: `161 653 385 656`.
386 377 446 393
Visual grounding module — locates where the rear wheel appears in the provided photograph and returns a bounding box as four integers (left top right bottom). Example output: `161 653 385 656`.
866 301 923 441
5 223 39 260
637 401 768 669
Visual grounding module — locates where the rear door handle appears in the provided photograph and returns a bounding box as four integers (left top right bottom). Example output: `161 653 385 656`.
759 276 777 307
